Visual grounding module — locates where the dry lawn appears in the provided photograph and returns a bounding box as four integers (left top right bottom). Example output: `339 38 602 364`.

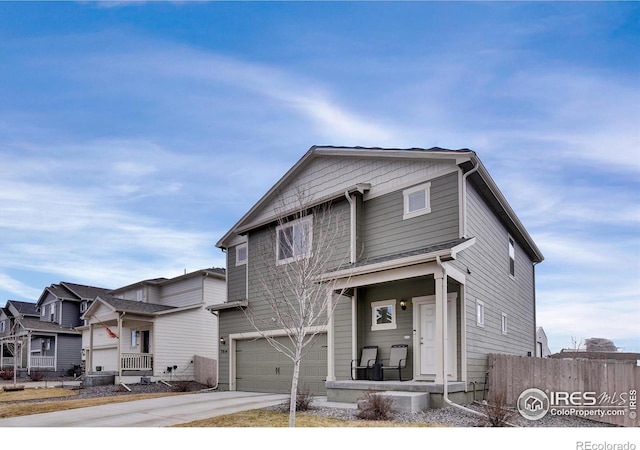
0 388 183 419
174 409 434 427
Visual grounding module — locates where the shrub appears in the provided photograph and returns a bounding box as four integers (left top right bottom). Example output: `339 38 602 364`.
0 369 14 380
172 380 193 392
28 370 46 381
479 391 515 427
356 390 394 421
288 385 314 412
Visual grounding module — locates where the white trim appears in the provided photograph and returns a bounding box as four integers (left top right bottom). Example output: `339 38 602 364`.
370 299 397 331
403 182 431 220
476 299 485 327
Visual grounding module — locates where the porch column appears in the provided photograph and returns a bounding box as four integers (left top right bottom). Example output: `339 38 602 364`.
88 323 94 374
326 289 335 382
117 313 123 379
434 268 447 384
27 331 32 375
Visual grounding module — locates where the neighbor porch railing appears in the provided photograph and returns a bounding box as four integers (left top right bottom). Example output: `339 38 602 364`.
30 356 55 368
1 357 15 368
121 353 153 371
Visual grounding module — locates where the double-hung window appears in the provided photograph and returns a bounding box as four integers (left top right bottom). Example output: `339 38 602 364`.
403 182 431 220
501 313 508 335
276 216 313 264
476 300 485 327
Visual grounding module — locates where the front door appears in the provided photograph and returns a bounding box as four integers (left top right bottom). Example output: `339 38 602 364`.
414 293 457 380
141 330 150 354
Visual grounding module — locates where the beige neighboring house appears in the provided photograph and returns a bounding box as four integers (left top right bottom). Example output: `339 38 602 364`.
79 268 226 385
536 327 551 357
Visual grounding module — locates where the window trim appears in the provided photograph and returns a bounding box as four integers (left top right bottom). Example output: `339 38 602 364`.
476 300 485 327
371 299 397 331
501 312 508 335
275 216 313 265
403 182 432 220
508 235 516 279
235 243 248 266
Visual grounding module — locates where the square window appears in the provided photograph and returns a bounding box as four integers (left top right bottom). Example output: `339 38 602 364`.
236 243 248 266
276 216 313 264
371 300 397 331
476 300 485 327
403 182 431 220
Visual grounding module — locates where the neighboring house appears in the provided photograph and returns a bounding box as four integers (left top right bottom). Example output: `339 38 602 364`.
0 283 112 376
536 327 551 357
215 146 544 405
79 268 226 385
0 300 43 372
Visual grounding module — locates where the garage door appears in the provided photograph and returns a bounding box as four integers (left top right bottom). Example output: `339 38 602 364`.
235 334 327 395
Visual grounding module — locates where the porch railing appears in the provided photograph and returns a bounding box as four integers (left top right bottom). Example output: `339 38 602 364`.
1 357 15 368
121 353 153 371
30 356 55 368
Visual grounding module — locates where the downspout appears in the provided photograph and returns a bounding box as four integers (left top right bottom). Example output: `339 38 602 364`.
462 161 480 238
435 256 487 420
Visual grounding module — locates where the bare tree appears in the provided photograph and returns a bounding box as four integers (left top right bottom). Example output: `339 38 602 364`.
243 188 351 427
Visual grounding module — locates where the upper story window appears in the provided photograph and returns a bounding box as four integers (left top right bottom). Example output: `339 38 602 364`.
501 312 508 335
41 305 46 317
508 236 516 278
136 288 143 302
0 321 5 332
276 216 313 264
236 243 248 266
403 182 431 220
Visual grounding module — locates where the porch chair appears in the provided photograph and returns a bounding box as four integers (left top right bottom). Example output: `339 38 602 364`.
381 344 408 381
350 346 378 380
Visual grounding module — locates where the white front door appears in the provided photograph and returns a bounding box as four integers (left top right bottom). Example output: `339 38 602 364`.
414 293 457 379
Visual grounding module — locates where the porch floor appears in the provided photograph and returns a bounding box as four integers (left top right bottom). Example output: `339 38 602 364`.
327 379 466 393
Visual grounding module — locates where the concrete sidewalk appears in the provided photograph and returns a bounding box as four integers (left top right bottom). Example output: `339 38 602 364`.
0 391 291 427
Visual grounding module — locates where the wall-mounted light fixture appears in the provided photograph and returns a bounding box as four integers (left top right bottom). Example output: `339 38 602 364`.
400 298 407 311
220 336 226 346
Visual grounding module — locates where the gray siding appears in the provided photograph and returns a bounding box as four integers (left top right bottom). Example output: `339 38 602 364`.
332 295 353 380
362 172 460 260
61 301 81 328
227 246 247 301
455 182 536 384
56 334 82 372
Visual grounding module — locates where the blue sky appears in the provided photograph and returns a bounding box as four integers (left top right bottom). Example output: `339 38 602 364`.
0 2 638 354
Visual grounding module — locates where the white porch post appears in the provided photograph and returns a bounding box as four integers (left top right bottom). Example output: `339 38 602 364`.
88 323 94 374
326 288 335 382
54 335 58 372
434 268 447 384
26 331 32 375
117 313 123 379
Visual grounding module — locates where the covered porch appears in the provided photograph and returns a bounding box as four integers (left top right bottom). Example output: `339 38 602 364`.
323 239 475 408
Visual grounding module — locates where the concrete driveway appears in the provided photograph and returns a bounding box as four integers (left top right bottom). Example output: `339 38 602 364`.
0 391 290 427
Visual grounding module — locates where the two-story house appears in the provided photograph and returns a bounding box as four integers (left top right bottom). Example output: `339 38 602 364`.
215 146 543 406
0 299 47 373
79 267 226 385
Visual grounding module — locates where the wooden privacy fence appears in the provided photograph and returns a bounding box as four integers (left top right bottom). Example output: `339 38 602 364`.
487 353 639 427
194 355 217 388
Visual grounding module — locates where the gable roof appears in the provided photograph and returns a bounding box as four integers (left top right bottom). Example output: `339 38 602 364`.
16 317 80 335
109 267 225 295
216 145 543 263
36 281 112 307
6 300 39 317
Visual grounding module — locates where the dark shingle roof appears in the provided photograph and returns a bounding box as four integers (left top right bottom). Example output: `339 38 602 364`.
46 284 76 299
60 282 112 300
17 317 80 334
7 300 39 316
98 296 177 315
